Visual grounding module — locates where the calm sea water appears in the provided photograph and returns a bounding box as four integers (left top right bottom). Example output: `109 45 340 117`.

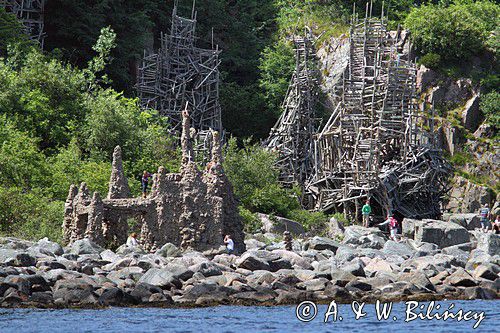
0 300 497 333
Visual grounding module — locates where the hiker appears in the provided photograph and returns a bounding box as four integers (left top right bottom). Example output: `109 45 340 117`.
224 234 234 254
362 200 372 227
141 171 152 198
478 203 491 232
126 232 139 247
384 214 398 242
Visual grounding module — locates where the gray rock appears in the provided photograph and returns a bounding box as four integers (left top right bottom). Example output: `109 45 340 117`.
327 217 345 238
236 252 271 271
36 238 64 256
244 239 266 250
155 243 181 258
139 265 194 288
342 259 366 277
381 240 415 258
0 237 34 250
305 236 340 252
189 261 223 277
447 214 482 230
477 233 500 256
414 220 470 248
257 213 305 236
335 246 357 262
444 267 477 287
472 264 499 281
115 244 146 256
100 249 120 263
70 239 104 255
461 95 483 132
398 271 435 291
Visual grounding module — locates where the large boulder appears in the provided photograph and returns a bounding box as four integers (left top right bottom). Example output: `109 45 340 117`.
257 214 305 236
414 220 470 248
138 265 194 289
477 233 500 256
343 226 385 244
326 217 345 238
70 239 104 255
304 237 340 252
155 243 181 258
461 95 483 132
447 214 482 230
36 238 64 256
381 240 415 258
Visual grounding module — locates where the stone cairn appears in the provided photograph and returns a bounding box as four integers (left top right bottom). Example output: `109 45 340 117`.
63 110 246 253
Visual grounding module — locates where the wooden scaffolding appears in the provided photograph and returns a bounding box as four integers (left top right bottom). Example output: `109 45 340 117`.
0 0 45 47
305 4 451 221
265 28 319 188
136 3 222 136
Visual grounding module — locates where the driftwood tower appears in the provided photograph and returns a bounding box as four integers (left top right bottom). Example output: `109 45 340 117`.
266 28 319 188
305 4 451 221
0 0 46 47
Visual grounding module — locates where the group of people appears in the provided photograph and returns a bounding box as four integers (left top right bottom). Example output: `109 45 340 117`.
478 203 500 233
363 199 399 242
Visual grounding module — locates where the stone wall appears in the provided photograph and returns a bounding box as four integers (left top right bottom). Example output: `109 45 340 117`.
63 111 246 253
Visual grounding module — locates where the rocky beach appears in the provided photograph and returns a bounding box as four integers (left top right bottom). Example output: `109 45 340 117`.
0 214 498 309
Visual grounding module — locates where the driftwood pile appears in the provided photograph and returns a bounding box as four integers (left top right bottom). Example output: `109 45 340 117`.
268 4 452 221
0 0 46 47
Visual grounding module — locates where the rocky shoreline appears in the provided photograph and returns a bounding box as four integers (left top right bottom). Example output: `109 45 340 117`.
0 218 499 309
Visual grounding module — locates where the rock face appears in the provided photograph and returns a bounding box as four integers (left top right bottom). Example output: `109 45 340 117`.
461 95 483 132
257 214 305 236
477 233 500 256
63 111 246 254
414 220 470 249
447 213 481 230
446 176 493 213
107 146 131 199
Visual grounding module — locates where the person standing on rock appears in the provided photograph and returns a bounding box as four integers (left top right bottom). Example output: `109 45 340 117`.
479 203 491 232
141 171 152 198
386 214 398 242
126 232 139 247
362 200 372 227
224 234 234 254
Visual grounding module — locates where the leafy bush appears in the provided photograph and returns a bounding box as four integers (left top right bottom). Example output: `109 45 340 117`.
224 138 300 216
0 186 63 242
480 91 500 128
239 207 263 234
0 117 49 190
405 1 498 61
287 209 329 234
418 53 441 69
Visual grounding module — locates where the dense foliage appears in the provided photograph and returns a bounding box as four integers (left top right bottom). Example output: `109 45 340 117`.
0 0 498 240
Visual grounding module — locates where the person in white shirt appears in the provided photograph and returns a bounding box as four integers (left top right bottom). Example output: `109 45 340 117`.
126 232 139 247
224 234 234 254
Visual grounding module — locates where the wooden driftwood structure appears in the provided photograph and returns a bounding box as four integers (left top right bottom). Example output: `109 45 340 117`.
136 2 222 138
305 5 451 221
265 28 319 188
0 0 46 47
266 4 451 222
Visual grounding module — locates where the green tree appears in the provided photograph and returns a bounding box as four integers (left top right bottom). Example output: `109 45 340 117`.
0 117 49 190
405 1 498 61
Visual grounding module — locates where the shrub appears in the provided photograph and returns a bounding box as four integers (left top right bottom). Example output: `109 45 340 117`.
418 53 441 69
405 1 497 61
480 91 500 128
223 138 301 216
0 186 63 243
239 207 263 234
287 209 329 234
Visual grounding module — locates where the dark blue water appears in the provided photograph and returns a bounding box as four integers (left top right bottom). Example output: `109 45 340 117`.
0 300 497 332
